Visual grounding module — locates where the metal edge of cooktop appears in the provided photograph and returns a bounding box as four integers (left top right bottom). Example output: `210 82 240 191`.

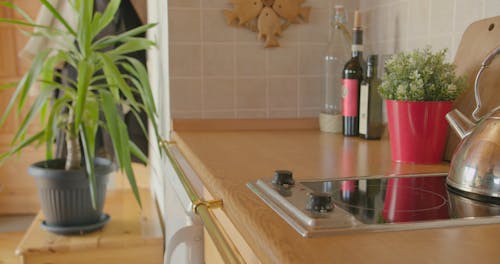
247 182 311 237
295 172 450 183
247 173 500 238
254 179 358 228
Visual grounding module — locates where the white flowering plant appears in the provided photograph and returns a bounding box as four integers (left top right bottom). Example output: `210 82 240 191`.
378 47 467 101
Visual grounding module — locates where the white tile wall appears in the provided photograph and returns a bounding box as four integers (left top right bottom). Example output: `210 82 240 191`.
169 0 499 119
169 0 361 118
360 0 498 62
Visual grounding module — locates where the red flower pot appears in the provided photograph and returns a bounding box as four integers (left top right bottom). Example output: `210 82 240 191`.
386 100 453 164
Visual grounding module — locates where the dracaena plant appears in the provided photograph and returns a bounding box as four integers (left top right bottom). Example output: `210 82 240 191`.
378 47 467 101
0 0 159 207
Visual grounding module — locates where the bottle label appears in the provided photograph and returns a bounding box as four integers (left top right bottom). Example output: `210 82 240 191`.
352 44 364 52
342 79 359 117
359 83 369 134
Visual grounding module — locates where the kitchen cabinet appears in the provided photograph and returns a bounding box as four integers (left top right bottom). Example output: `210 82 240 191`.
164 119 500 264
159 140 256 263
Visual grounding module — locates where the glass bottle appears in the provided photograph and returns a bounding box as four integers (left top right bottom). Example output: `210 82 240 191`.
342 9 364 137
319 5 352 133
359 55 383 139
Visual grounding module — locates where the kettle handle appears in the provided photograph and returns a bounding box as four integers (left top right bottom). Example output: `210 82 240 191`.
472 47 500 121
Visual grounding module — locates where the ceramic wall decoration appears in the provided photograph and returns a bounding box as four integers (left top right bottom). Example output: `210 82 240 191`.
223 0 311 47
257 7 282 47
223 0 264 25
272 0 311 23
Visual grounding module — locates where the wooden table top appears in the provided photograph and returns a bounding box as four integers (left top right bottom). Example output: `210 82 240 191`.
16 188 162 258
172 119 500 264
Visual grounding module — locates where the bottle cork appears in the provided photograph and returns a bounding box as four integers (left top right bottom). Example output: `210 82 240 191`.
353 10 362 29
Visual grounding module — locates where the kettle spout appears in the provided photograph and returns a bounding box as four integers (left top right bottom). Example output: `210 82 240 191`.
446 109 475 139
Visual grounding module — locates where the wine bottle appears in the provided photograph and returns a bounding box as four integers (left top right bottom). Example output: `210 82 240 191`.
359 55 383 139
319 5 351 133
342 10 364 137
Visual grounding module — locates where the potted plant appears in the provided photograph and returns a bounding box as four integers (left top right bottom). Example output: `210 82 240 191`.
378 47 466 163
0 0 159 233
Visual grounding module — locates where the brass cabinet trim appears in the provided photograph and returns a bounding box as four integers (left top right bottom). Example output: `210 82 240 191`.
192 199 223 214
160 139 245 264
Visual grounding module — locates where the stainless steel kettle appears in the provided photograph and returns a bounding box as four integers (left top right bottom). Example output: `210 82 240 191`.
446 47 500 199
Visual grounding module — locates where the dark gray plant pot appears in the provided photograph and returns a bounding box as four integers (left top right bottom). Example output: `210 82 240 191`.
29 158 113 229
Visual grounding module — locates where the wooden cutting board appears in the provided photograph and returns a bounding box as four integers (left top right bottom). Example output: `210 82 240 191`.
444 16 500 161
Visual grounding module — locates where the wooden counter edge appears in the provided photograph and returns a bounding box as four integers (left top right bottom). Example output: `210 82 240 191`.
18 245 162 264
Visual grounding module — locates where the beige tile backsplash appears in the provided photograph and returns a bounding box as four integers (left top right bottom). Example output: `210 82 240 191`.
235 44 267 76
169 9 201 42
203 78 235 110
298 76 322 108
268 77 298 109
203 9 234 42
203 43 235 76
268 45 298 75
361 0 497 62
169 44 201 77
235 78 267 109
170 78 202 116
169 0 498 119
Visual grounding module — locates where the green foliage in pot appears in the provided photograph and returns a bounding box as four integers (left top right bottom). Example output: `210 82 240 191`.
0 0 159 207
378 47 467 101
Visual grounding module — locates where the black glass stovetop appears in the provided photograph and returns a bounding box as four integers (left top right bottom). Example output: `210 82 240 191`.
248 173 500 237
302 175 500 225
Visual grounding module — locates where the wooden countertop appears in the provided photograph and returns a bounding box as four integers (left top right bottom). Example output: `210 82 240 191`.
172 119 500 264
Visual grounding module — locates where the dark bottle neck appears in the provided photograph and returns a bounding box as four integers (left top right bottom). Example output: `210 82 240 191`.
366 64 376 78
366 55 378 78
351 29 363 58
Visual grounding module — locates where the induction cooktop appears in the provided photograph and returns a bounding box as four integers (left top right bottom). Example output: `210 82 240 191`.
247 172 500 237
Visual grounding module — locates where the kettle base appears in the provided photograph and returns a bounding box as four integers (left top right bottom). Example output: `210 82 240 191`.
447 185 500 205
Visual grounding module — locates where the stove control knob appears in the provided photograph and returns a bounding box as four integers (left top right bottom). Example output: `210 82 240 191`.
306 192 334 213
272 170 295 186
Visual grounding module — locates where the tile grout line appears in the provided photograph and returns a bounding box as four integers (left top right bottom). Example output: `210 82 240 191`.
427 0 431 45
296 32 301 117
451 0 457 60
265 45 270 118
199 2 205 119
232 15 237 118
